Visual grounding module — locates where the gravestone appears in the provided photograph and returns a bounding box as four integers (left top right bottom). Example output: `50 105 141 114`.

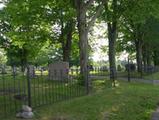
28 65 35 78
48 62 69 80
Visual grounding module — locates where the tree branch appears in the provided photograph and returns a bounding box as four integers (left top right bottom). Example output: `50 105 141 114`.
87 0 107 30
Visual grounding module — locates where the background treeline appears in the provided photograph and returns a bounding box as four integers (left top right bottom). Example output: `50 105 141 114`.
0 0 159 82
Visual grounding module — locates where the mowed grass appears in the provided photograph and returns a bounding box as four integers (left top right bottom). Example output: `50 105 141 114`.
116 71 159 80
144 72 159 80
4 80 159 120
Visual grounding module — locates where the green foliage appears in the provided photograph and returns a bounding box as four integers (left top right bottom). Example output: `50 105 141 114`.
144 17 159 45
6 45 27 66
0 0 78 66
0 49 7 64
116 0 159 62
1 0 159 70
33 42 63 66
122 0 159 25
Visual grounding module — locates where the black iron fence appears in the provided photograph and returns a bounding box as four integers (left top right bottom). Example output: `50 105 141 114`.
0 66 87 119
89 65 159 85
1 64 159 119
116 65 159 82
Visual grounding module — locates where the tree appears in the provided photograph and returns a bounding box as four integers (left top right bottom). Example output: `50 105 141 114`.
143 17 159 67
48 0 76 62
74 0 106 89
119 0 159 72
103 0 119 83
0 0 83 70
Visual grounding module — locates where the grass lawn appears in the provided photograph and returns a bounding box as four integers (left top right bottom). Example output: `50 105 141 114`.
144 72 159 80
116 71 159 80
4 80 159 120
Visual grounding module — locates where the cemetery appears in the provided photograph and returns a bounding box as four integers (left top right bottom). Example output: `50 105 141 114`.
1 0 159 120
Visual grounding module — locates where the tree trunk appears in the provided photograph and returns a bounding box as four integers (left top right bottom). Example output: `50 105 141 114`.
107 0 117 84
77 0 89 90
108 23 117 82
153 50 157 66
153 50 159 66
62 21 74 62
142 44 151 72
21 46 27 72
146 46 151 66
135 40 143 72
75 0 105 92
142 48 147 72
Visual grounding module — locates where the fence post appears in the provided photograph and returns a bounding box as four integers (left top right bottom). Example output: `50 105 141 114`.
27 66 32 107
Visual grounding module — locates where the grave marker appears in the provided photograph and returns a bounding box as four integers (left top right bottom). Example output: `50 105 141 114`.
48 62 69 80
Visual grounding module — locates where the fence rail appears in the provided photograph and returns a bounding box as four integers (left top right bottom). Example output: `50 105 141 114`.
1 65 159 119
0 66 87 119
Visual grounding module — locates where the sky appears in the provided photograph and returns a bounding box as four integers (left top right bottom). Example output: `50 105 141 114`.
91 22 129 62
90 22 108 62
0 3 5 10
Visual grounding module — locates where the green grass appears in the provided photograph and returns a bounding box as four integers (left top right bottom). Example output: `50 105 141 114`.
117 71 159 80
89 71 109 76
35 70 48 75
117 71 142 78
144 72 159 80
3 80 159 120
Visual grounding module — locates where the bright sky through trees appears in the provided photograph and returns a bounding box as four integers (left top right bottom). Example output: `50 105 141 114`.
91 22 128 62
0 3 5 10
